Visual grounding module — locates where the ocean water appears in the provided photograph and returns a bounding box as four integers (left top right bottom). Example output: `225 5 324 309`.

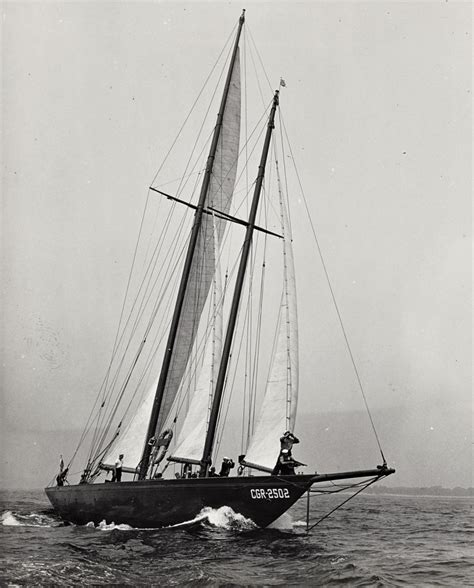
0 489 472 586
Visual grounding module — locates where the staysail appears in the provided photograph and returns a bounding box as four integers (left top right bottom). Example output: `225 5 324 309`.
243 187 299 471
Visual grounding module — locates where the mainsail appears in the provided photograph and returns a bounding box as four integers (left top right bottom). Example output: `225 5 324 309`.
170 237 223 464
102 53 240 471
243 189 299 471
155 50 241 435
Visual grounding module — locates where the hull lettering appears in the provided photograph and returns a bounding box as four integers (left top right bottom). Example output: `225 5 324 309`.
250 488 290 499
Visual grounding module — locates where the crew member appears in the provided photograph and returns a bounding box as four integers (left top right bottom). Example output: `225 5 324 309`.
280 430 299 453
219 457 235 477
272 430 301 475
56 467 69 487
112 454 124 482
273 449 297 475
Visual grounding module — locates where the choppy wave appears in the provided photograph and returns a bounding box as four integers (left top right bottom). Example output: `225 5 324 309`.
2 492 472 587
1 510 60 528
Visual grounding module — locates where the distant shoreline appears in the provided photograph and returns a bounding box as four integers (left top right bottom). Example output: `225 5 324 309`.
364 485 473 497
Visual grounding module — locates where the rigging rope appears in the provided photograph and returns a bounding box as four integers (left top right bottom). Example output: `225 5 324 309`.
82 185 191 466
240 28 388 468
305 475 383 532
68 188 155 469
89 203 190 462
72 14 389 483
76 26 244 473
84 22 239 468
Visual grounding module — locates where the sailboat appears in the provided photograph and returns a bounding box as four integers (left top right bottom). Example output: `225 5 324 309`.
45 10 394 529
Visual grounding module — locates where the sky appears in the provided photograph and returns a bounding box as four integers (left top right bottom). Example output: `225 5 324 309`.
1 1 472 489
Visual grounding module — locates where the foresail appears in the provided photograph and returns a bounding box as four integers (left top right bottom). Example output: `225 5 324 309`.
243 193 299 471
155 50 241 435
102 378 158 471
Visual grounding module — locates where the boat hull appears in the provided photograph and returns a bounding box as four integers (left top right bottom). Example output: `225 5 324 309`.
45 474 314 528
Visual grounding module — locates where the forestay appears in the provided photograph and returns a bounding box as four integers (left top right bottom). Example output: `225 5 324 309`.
243 190 299 471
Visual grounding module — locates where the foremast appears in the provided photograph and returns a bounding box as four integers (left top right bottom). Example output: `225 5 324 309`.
138 10 245 480
200 89 281 476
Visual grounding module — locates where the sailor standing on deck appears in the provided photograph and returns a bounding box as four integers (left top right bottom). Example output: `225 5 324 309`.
112 454 124 482
219 457 235 477
272 431 300 475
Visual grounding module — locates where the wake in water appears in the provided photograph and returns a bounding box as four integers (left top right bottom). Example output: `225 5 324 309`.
2 505 305 534
1 510 61 528
82 506 257 532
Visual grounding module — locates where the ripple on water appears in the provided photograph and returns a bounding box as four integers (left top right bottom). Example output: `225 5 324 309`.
1 491 472 586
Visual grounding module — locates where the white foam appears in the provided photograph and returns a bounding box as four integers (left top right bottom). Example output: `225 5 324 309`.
1 511 21 526
86 519 134 531
84 506 256 532
167 512 208 528
198 505 256 530
268 512 294 530
166 506 256 530
1 510 55 527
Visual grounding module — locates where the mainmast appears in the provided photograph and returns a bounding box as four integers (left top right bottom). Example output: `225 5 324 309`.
138 10 245 480
200 89 281 476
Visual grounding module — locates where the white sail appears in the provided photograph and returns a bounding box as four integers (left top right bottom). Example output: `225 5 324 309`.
102 377 158 470
243 191 299 471
170 251 223 463
155 50 241 434
101 54 240 470
169 286 222 462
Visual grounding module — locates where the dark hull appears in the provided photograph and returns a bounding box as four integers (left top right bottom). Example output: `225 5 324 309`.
45 474 314 529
